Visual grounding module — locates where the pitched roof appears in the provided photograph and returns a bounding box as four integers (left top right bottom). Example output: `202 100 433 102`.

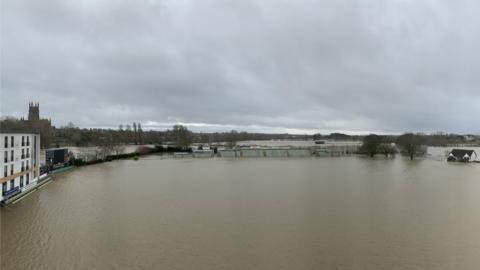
450 149 475 158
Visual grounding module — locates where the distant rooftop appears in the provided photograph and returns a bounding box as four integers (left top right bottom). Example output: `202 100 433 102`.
0 129 40 135
450 149 476 158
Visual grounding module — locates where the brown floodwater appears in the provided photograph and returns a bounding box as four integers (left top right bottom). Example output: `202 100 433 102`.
2 156 480 270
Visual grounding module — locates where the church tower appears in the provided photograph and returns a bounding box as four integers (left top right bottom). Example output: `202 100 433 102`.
28 102 40 121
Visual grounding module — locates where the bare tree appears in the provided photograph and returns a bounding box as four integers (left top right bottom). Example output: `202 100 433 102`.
126 124 132 144
397 133 426 160
359 134 382 157
226 130 238 149
112 144 125 156
172 125 191 149
377 143 398 157
133 122 138 145
112 131 125 156
138 123 144 145
98 134 115 159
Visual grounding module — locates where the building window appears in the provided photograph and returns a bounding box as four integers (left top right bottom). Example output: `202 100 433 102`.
22 136 25 146
26 173 30 185
4 151 7 163
3 165 7 177
20 176 24 187
26 160 30 170
4 136 7 148
34 136 37 167
27 136 30 146
10 164 14 175
21 161 25 172
22 149 25 159
10 179 14 189
27 148 30 158
11 136 14 147
2 182 6 195
10 150 14 162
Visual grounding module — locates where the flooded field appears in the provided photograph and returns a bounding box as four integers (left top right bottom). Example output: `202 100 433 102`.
2 155 480 270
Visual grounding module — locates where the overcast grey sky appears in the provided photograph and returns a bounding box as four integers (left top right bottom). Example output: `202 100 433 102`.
1 0 479 134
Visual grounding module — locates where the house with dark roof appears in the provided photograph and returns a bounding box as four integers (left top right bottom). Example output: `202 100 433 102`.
447 149 478 162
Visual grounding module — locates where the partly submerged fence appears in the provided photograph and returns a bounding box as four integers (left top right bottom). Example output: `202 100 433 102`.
217 145 360 158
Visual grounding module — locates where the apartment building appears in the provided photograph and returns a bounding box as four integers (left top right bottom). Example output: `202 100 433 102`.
1 131 41 202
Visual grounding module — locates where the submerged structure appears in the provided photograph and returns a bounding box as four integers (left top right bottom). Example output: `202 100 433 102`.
447 149 478 162
217 148 312 158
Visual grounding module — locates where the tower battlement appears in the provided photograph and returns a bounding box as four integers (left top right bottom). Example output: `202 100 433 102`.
28 102 40 121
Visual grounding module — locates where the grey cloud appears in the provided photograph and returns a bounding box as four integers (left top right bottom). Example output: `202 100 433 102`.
1 0 479 134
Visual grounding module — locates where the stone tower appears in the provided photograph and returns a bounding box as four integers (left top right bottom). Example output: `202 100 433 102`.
28 102 40 121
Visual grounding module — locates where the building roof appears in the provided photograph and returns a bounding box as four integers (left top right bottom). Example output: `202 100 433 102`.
450 149 475 158
0 129 40 135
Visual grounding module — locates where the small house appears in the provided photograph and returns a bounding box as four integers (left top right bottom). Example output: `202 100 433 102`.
447 149 477 162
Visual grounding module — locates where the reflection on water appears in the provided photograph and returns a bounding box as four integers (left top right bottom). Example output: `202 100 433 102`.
2 156 480 270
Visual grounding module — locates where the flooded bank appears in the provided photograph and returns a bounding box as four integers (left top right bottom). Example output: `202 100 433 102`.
2 156 480 270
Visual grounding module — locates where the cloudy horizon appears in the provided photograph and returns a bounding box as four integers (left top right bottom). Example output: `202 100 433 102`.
1 0 479 135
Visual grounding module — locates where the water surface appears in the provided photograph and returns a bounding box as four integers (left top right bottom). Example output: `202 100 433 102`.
2 156 480 269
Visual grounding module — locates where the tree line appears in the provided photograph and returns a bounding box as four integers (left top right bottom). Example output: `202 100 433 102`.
1 116 478 150
358 133 427 160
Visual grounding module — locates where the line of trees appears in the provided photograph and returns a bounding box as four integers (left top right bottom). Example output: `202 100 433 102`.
1 116 478 150
359 133 427 160
118 122 144 145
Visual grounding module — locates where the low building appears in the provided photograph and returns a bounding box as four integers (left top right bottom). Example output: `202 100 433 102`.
45 148 71 167
447 149 478 162
1 131 41 203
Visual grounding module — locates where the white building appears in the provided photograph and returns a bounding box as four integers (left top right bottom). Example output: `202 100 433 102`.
1 131 41 203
